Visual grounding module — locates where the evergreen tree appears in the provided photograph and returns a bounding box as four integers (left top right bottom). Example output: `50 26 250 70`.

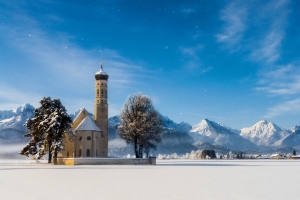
19 97 72 163
118 94 163 158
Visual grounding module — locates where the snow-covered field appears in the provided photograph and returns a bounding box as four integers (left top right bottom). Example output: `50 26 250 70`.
1 159 300 200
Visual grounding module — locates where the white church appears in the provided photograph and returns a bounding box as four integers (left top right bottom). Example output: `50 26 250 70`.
57 63 155 165
59 63 109 159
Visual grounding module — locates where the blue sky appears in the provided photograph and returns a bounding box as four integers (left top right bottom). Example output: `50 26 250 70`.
1 0 300 129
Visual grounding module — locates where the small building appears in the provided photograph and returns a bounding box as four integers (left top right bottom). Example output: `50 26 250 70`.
290 155 300 160
270 154 280 159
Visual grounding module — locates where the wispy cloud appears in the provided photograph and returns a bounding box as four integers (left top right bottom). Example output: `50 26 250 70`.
250 31 283 63
216 1 247 47
179 45 205 71
181 8 195 14
256 64 300 95
1 23 144 90
249 0 289 63
0 85 42 110
264 98 300 118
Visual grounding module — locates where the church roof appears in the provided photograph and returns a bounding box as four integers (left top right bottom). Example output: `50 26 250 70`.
74 115 101 131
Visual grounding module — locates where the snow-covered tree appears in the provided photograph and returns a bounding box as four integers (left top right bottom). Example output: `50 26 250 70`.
19 97 72 163
118 94 163 158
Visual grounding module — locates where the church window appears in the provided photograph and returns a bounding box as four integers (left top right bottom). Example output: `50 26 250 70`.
101 100 103 104
67 151 69 158
79 137 82 141
101 83 103 86
86 149 91 157
87 136 91 140
105 90 107 97
79 149 82 157
101 89 104 97
97 89 99 96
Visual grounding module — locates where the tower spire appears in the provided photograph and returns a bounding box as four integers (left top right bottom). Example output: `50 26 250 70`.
100 62 103 71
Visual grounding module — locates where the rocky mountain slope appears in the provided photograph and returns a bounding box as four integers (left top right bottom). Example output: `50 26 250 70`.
189 119 257 150
240 120 290 147
0 104 34 144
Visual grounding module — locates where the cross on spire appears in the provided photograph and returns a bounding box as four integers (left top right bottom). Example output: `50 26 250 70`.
100 62 103 71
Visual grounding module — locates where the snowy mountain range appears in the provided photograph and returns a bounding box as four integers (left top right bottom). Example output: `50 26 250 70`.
0 104 34 144
240 120 290 147
1 104 300 157
189 119 257 150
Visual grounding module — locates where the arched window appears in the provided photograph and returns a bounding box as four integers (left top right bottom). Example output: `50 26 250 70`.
67 151 69 158
79 136 82 141
79 149 81 157
86 149 90 157
101 100 103 104
105 90 107 98
97 89 99 96
87 136 91 140
101 89 104 97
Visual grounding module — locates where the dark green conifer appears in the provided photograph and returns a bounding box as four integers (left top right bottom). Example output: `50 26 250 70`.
20 97 72 163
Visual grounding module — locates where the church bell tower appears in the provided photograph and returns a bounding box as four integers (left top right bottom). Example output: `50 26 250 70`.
94 62 109 157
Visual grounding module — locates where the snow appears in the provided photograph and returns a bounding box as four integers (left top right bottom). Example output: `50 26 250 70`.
0 159 299 200
75 115 101 131
240 120 290 146
189 119 257 150
95 68 108 75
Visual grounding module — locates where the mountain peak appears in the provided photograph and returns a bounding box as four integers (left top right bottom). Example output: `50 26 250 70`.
240 120 290 146
189 119 257 150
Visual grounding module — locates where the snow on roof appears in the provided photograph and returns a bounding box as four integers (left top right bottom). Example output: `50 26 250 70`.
95 62 108 75
95 69 108 75
75 115 101 131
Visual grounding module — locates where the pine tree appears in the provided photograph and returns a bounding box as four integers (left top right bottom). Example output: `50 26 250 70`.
118 94 163 158
19 97 72 163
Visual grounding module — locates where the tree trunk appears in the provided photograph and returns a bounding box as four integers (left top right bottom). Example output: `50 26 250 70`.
53 151 58 165
48 146 52 163
145 150 149 158
134 138 139 158
139 146 143 158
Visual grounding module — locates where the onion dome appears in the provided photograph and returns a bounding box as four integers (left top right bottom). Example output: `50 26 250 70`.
95 62 109 80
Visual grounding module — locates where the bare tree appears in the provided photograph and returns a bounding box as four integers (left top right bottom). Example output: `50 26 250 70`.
118 94 163 158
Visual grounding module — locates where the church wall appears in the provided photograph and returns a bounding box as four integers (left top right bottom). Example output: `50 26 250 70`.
59 132 75 158
74 130 101 157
